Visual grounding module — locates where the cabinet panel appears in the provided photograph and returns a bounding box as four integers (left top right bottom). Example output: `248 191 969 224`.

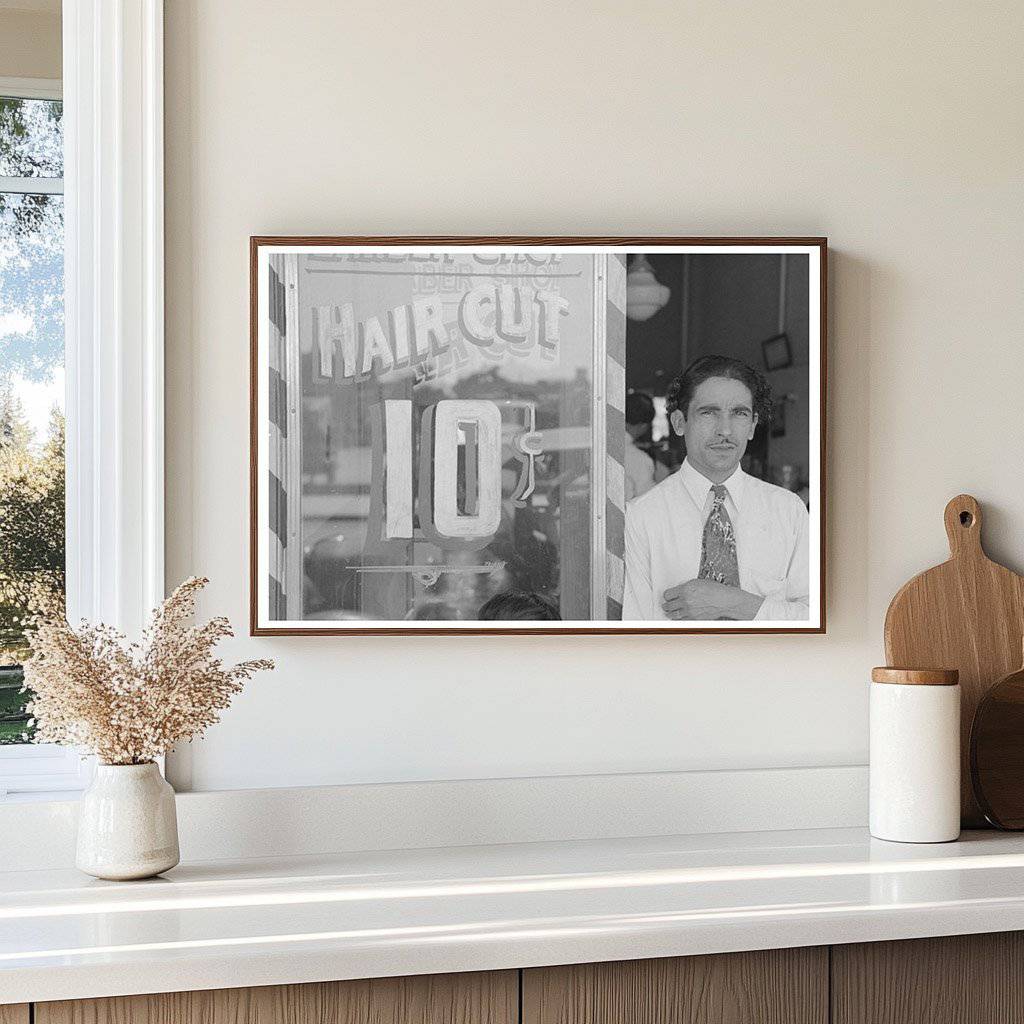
523 948 828 1024
0 1006 29 1024
833 932 1024 1024
36 970 517 1024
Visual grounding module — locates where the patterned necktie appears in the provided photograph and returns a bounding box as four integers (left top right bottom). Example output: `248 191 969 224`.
698 484 740 587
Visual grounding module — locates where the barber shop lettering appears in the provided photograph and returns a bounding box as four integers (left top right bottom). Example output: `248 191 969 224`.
369 398 542 552
313 285 570 383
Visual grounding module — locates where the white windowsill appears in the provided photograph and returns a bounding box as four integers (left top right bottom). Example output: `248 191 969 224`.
0 744 94 800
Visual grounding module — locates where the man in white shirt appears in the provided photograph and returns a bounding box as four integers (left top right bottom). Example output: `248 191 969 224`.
622 355 809 622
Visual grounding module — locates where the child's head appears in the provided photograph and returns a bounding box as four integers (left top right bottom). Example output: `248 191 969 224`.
478 590 561 621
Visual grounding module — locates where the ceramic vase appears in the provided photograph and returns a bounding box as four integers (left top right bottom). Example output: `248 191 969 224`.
76 762 180 880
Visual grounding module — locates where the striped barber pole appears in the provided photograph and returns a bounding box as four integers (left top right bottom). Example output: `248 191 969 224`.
605 253 627 618
267 256 289 619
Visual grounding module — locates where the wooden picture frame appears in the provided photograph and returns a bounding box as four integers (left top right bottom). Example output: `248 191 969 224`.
250 237 827 635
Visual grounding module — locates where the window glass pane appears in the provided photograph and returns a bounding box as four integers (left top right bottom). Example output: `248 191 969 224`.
278 252 597 622
0 97 63 178
0 183 65 744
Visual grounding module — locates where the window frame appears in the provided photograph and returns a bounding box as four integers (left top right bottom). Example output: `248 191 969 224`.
0 75 63 193
0 0 165 800
0 77 61 101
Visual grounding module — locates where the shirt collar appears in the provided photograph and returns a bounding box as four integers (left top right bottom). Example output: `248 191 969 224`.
679 458 746 512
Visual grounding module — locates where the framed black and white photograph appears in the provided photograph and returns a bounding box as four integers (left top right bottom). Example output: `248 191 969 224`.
250 237 826 634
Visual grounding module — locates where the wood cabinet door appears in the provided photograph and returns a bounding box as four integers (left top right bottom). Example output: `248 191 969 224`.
35 971 517 1024
0 1007 29 1024
523 949 828 1024
833 932 1024 1024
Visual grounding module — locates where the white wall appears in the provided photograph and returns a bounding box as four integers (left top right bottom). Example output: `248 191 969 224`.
164 1 1024 791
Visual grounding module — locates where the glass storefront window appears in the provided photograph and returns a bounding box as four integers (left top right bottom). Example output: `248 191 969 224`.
269 251 607 623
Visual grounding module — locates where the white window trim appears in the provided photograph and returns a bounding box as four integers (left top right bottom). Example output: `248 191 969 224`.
0 76 61 101
0 743 93 800
0 78 63 211
0 2 165 800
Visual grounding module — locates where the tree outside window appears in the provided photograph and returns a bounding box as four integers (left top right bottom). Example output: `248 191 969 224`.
0 93 65 744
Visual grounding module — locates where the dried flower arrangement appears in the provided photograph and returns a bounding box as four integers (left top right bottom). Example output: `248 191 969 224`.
22 577 273 765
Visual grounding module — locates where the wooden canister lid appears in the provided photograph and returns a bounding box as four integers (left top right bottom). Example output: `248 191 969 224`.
871 667 959 686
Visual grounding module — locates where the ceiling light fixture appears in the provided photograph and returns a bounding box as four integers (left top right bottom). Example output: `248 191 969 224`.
625 255 671 322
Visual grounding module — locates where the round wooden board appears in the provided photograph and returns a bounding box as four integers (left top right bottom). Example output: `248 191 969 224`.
971 666 1024 829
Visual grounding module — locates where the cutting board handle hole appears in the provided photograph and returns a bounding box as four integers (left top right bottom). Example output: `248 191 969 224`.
944 495 982 558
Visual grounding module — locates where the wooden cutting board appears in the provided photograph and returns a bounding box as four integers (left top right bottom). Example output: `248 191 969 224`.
884 494 1024 827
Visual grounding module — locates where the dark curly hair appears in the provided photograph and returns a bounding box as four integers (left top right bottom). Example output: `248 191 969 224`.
666 355 772 426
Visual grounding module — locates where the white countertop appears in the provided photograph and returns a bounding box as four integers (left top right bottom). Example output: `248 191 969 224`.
4 826 1024 1004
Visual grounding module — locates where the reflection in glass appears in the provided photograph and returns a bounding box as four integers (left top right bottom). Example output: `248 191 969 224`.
271 252 600 622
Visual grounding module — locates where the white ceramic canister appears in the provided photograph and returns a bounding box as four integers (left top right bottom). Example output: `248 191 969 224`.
76 762 180 880
870 667 961 843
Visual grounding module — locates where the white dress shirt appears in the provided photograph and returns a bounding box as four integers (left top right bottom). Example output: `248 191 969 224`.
622 459 810 621
624 435 669 500
625 436 656 500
